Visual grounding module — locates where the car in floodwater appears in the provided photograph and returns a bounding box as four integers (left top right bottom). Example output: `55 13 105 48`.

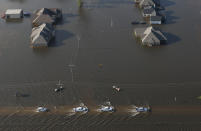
36 107 48 112
100 106 115 112
73 106 88 112
135 106 151 112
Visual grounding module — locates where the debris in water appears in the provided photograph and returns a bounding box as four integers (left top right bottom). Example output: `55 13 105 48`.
110 18 113 27
1 13 5 19
112 85 120 91
134 106 151 112
98 64 103 68
197 96 201 100
174 97 177 102
15 92 29 97
55 80 64 92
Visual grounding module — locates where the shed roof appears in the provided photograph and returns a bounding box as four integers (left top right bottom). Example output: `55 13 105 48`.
5 9 23 15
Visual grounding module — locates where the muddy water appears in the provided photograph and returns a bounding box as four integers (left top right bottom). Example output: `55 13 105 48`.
0 0 201 130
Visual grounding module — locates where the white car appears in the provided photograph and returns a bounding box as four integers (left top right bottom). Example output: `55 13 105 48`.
73 106 88 112
100 106 115 112
36 107 48 112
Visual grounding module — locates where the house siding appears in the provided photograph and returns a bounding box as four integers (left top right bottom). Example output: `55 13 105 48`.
150 21 161 24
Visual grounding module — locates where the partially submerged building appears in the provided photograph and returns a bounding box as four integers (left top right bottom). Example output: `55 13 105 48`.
30 8 63 48
31 23 55 48
134 26 167 46
142 7 156 17
32 8 62 27
139 0 156 9
32 14 55 27
5 9 23 19
36 8 62 19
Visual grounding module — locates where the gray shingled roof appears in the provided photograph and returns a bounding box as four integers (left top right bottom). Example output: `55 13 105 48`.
134 26 167 46
143 7 156 15
31 23 55 46
139 0 155 8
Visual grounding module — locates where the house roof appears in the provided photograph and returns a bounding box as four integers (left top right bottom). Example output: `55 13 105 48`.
32 14 55 25
5 9 23 15
31 23 54 44
140 0 155 7
143 7 156 15
135 26 167 45
36 8 57 16
135 28 147 37
142 27 166 43
34 8 62 18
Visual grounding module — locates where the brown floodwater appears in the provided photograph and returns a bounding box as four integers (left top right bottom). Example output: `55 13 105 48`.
0 0 201 130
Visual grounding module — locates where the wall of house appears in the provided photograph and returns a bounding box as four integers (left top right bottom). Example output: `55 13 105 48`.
32 36 48 47
6 13 22 19
150 21 161 24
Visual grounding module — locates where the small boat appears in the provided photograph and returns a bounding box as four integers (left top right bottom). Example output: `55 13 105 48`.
73 106 88 112
36 107 48 112
112 85 120 91
100 106 115 112
135 106 151 112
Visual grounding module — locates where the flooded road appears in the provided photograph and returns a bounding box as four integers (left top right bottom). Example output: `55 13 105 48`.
0 0 201 130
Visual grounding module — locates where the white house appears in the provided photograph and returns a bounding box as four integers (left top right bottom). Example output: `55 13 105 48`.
5 9 23 19
31 23 55 48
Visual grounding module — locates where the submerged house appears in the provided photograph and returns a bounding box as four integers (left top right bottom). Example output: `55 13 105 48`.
139 0 155 9
32 14 55 27
33 8 62 22
5 9 23 19
32 8 62 27
31 23 55 48
134 26 167 46
142 7 156 17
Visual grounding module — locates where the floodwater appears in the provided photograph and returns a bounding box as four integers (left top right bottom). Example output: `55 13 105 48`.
0 0 201 130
